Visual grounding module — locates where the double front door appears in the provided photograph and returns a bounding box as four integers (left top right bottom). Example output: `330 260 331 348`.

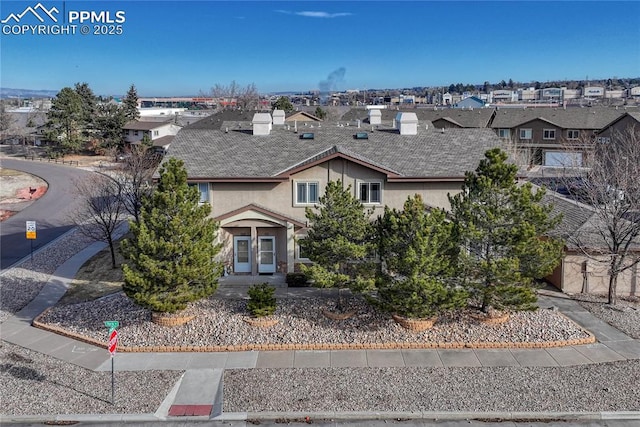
233 236 276 274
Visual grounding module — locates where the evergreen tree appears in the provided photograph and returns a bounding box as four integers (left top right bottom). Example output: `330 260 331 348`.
94 103 127 149
449 148 564 313
272 96 294 112
375 195 466 319
300 180 376 292
122 84 140 121
122 158 222 313
45 87 83 153
74 82 98 130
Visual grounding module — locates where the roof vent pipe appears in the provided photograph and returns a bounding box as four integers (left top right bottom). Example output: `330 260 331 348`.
357 119 361 128
441 128 445 133
225 127 228 133
392 119 396 128
294 121 298 133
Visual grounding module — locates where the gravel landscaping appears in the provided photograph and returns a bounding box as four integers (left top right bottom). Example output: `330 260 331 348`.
224 361 640 413
573 294 640 339
38 292 593 349
0 342 182 416
2 229 640 417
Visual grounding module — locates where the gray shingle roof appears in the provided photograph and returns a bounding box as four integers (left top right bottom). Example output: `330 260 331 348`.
164 123 505 180
491 107 626 129
340 108 495 128
542 190 640 252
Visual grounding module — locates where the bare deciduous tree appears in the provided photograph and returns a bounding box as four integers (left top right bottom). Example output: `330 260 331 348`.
203 81 261 110
114 144 157 224
70 173 126 269
562 125 640 304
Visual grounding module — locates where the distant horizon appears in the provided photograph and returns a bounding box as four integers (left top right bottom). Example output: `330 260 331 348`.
2 1 639 97
3 74 640 100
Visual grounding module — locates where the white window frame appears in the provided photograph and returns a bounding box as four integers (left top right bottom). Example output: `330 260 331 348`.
134 130 139 136
498 129 511 139
153 130 159 136
543 129 556 140
296 241 311 261
294 181 319 205
358 181 382 204
519 128 532 140
189 183 209 204
567 129 580 140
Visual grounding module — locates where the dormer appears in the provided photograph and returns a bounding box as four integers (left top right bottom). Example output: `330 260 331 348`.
396 112 418 135
272 109 285 125
252 113 272 135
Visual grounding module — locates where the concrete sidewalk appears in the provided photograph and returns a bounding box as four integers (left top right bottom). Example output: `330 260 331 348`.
1 236 640 423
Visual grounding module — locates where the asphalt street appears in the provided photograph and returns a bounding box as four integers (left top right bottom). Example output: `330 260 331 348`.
0 157 92 270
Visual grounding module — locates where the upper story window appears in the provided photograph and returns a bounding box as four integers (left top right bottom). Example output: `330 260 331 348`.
188 183 209 204
153 130 159 136
358 181 381 204
519 128 532 140
497 129 511 139
134 130 139 136
543 129 556 140
567 129 580 140
295 181 319 205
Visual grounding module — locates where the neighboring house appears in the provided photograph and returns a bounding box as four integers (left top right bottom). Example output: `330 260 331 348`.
596 111 640 143
122 120 181 151
491 107 626 166
544 191 639 296
162 112 505 276
285 111 322 122
340 107 495 129
454 96 486 109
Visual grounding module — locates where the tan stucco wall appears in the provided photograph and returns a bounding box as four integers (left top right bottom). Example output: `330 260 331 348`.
557 254 639 296
205 157 465 276
208 159 463 219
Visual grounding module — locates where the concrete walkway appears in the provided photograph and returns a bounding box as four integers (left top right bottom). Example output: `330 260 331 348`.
1 237 640 423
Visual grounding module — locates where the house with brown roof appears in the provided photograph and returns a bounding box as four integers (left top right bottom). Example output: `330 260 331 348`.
491 107 627 167
596 111 640 143
163 111 505 276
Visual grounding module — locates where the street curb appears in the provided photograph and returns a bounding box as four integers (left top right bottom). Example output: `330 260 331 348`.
5 410 640 424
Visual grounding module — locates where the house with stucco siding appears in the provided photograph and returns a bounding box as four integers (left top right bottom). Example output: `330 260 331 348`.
161 111 505 276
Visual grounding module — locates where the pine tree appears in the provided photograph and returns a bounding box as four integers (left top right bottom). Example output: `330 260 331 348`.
121 158 222 313
375 195 467 319
300 180 376 293
74 82 97 130
45 87 83 153
122 84 140 121
449 148 564 313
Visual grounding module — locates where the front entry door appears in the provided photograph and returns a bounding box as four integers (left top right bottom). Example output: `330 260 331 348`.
258 236 276 273
233 236 251 273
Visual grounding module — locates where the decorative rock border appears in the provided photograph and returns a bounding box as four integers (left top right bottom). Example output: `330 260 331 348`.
32 308 596 353
468 311 511 325
392 314 437 332
151 312 195 327
242 316 279 327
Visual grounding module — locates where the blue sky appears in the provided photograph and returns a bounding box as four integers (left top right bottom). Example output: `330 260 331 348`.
1 1 639 97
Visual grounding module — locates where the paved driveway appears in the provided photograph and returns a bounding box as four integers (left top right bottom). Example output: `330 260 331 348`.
0 158 93 270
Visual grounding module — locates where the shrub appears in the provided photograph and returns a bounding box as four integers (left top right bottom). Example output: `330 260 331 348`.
247 283 277 317
373 276 468 319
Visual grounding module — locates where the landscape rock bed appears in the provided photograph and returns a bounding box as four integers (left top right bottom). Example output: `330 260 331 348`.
0 230 95 323
574 294 640 339
38 292 593 349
